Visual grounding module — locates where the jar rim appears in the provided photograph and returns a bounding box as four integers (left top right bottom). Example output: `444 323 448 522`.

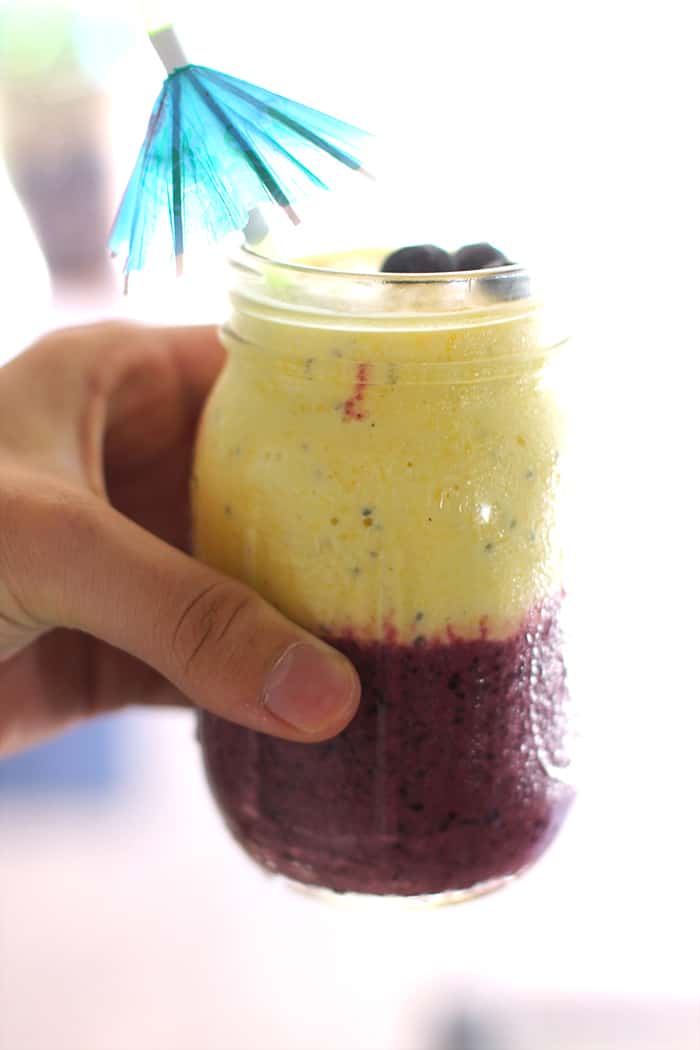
236 242 527 284
227 242 556 335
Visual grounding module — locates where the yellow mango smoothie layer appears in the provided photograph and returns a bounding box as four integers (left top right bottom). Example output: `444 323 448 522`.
192 249 567 644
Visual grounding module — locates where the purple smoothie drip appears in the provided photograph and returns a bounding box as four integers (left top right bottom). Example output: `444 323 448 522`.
199 596 574 896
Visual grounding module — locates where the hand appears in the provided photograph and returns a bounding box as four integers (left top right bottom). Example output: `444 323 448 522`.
0 323 359 756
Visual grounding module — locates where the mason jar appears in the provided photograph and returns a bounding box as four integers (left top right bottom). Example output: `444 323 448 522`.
192 245 575 900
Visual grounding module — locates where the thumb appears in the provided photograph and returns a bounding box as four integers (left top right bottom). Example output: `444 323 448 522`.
33 499 361 742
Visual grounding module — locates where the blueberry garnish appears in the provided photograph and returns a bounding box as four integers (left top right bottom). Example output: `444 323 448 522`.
454 242 528 301
380 241 528 300
452 242 510 271
380 244 453 274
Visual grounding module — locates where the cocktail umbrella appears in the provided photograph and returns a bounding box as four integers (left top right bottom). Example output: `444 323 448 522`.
109 22 372 286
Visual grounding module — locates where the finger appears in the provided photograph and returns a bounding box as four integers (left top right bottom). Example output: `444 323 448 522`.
103 323 225 440
158 323 226 408
0 323 225 491
25 497 360 743
100 324 225 506
0 629 184 758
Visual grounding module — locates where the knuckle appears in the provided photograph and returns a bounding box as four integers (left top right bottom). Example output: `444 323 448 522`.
170 579 257 680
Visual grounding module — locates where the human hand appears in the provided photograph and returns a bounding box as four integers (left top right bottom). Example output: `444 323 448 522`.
0 323 360 756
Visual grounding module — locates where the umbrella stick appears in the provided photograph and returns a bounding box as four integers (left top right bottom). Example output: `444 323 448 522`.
148 23 188 72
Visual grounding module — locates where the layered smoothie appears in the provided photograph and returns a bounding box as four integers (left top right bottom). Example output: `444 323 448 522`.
193 247 574 897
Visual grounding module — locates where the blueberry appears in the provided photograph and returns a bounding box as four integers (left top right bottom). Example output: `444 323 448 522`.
453 242 529 301
452 242 511 271
380 244 453 274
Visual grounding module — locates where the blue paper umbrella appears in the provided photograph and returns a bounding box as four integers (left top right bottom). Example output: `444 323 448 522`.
109 26 372 283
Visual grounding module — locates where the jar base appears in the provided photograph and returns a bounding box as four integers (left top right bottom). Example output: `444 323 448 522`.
281 872 518 909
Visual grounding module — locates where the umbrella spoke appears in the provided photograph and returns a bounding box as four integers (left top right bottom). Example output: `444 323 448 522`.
224 108 329 193
185 68 297 218
171 74 185 274
203 66 367 172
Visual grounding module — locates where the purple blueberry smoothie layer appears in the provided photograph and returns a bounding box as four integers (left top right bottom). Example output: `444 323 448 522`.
199 597 574 896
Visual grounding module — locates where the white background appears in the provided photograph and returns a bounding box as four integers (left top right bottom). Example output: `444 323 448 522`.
1 1 699 1048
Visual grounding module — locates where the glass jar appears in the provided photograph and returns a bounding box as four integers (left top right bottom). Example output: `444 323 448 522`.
192 246 574 900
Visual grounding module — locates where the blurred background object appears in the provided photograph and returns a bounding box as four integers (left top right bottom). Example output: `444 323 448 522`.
0 2 134 292
0 713 131 796
1 1 699 1049
0 154 51 358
